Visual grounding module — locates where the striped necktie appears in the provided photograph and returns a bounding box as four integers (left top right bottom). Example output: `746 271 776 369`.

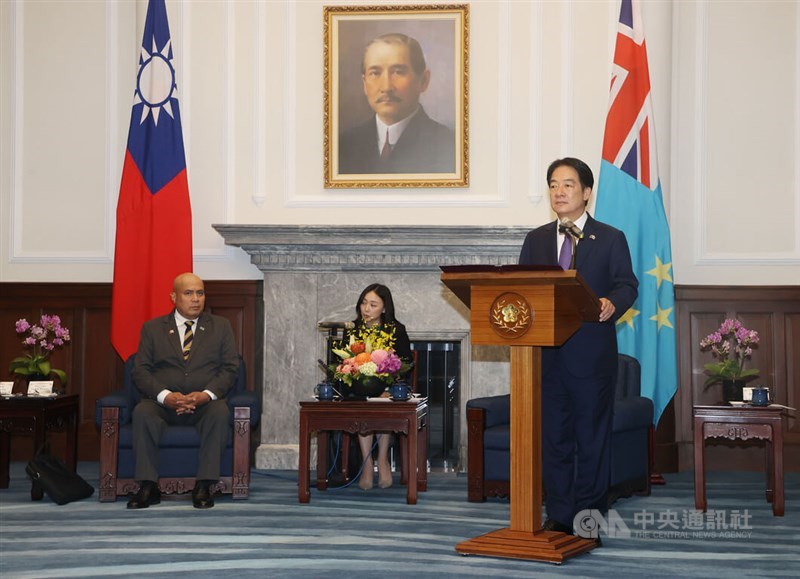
183 321 194 361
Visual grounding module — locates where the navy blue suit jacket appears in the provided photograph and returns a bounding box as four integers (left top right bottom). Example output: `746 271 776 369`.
338 106 455 174
518 215 638 378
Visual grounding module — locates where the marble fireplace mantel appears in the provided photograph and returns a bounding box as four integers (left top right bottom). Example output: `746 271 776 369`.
214 224 529 470
213 224 530 272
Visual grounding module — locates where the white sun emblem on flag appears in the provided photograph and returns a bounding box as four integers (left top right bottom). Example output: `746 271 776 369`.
133 36 178 126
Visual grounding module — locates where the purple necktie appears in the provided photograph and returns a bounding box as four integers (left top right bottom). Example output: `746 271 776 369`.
558 235 573 270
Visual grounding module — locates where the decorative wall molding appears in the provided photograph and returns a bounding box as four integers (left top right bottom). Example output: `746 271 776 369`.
694 0 709 266
251 0 267 208
225 1 235 226
11 2 113 264
497 1 511 205
693 1 800 266
796 1 800 254
283 1 297 209
527 1 544 205
10 0 22 260
561 0 575 152
105 1 119 265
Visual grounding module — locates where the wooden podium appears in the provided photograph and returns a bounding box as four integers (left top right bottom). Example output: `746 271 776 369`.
441 265 601 563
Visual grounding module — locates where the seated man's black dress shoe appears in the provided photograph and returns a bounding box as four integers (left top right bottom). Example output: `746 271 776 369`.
192 480 215 509
542 518 574 535
126 480 161 509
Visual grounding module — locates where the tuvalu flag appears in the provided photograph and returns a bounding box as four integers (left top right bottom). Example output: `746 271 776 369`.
111 0 192 361
595 0 676 425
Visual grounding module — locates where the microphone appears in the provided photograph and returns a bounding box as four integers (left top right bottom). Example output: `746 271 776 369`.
559 218 584 240
317 321 355 330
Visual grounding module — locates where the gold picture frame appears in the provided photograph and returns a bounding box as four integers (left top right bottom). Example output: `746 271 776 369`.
324 4 469 188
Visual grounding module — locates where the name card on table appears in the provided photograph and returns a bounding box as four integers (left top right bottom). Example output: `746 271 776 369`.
27 381 54 396
0 381 13 396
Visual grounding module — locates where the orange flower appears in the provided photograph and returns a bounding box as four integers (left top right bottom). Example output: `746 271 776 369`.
350 342 366 354
354 352 372 365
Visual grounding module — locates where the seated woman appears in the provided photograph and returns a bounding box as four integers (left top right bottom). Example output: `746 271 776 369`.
345 283 411 490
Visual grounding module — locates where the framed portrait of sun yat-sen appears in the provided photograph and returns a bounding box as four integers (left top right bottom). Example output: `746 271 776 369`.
324 4 469 188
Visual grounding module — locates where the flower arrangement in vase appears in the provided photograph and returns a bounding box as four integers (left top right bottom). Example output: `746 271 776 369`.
9 314 71 386
328 322 410 397
699 318 759 401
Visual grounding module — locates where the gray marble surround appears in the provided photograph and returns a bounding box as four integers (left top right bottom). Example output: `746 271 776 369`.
214 225 530 470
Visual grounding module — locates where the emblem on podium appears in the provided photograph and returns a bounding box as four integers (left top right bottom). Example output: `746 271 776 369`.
489 292 532 338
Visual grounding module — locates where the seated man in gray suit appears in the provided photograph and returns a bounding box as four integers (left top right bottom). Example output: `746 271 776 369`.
127 272 239 510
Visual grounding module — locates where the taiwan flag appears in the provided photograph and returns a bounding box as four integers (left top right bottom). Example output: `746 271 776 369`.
111 0 192 361
595 0 676 424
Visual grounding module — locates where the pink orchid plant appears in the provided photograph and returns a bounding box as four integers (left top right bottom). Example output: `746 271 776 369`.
699 318 759 387
9 314 71 385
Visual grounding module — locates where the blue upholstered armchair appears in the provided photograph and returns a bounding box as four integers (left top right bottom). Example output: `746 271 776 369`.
95 355 261 502
466 353 653 502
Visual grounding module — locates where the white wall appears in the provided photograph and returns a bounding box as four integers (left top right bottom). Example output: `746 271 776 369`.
1 0 798 284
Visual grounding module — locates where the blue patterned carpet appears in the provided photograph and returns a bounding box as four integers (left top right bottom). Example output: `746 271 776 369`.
1 463 798 578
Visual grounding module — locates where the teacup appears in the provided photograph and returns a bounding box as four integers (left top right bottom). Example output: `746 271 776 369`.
389 382 411 401
314 381 335 401
750 386 770 407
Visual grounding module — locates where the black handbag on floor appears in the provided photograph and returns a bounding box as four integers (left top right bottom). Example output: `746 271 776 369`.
25 453 94 505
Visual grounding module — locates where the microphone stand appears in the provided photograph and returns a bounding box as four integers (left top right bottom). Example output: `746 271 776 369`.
568 233 578 270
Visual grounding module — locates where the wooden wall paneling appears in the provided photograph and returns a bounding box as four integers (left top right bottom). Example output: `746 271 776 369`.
0 281 263 463
653 399 678 474
0 284 115 462
785 313 799 440
3 281 794 471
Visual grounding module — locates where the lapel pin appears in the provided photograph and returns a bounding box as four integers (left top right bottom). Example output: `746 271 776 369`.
169 330 175 335
200 326 205 331
589 234 596 240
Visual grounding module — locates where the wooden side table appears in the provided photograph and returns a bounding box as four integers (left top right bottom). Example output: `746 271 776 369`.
693 404 784 516
0 394 79 500
298 397 428 505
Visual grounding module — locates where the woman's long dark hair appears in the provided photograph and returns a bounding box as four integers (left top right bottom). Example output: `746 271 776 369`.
353 283 400 326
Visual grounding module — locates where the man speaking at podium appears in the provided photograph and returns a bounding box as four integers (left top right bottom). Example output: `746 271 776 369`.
518 157 638 539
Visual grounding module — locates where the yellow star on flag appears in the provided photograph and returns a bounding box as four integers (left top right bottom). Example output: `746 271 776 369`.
616 307 640 329
650 303 674 331
646 256 673 288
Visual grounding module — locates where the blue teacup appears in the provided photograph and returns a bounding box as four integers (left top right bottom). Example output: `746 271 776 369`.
315 381 335 401
389 382 411 401
750 386 770 407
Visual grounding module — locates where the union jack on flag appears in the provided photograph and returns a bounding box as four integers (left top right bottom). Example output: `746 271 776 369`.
602 0 658 190
595 0 677 425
